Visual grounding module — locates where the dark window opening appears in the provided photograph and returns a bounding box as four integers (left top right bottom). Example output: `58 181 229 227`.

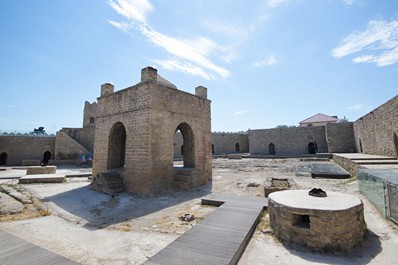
0 152 7 165
42 151 51 165
269 143 275 155
90 117 95 124
235 143 240 152
308 142 316 154
293 214 310 229
211 144 215 154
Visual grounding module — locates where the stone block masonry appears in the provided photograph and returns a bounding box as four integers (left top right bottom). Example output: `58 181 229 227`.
92 67 212 195
353 95 398 157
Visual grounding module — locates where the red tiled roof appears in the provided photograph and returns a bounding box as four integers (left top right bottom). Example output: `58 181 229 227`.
300 113 338 124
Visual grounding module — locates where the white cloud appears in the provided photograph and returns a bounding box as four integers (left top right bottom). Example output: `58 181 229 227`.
253 55 279 67
108 0 153 24
342 0 358 5
152 59 213 80
345 103 365 110
332 18 398 66
108 0 230 80
233 110 247 116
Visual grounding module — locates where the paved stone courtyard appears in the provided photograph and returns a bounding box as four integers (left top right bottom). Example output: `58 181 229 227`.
0 158 397 264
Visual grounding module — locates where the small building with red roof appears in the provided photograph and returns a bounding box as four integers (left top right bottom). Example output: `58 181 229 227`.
299 113 338 127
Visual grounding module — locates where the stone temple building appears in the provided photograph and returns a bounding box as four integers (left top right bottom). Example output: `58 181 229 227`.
91 67 212 194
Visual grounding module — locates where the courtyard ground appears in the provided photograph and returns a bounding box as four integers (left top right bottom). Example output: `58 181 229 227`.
0 158 397 264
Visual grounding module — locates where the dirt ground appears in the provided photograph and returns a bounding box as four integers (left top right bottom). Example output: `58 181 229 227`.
0 158 397 265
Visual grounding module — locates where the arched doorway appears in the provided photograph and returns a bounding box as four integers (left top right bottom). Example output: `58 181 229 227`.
308 142 316 154
269 143 276 155
175 123 195 168
211 144 215 154
394 133 398 156
235 143 240 152
108 122 126 169
42 151 51 165
0 152 7 165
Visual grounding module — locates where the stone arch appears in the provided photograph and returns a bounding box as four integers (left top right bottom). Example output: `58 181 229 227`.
42 151 51 165
308 142 316 154
269 143 276 155
394 133 398 156
235 143 240 152
108 122 126 169
0 152 7 165
175 123 195 168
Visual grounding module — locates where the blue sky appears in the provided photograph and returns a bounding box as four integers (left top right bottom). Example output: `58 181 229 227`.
1 0 397 134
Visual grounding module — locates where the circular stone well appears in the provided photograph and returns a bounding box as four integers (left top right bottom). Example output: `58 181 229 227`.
268 190 365 252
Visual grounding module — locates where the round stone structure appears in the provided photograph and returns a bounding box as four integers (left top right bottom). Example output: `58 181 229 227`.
268 190 365 252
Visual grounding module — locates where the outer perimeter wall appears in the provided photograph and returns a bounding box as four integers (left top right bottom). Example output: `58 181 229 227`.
249 126 327 156
0 136 55 166
353 95 398 157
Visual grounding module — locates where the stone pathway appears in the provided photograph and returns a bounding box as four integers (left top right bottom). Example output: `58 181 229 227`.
144 194 268 265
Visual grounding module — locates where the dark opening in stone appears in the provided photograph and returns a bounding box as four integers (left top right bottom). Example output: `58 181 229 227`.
293 214 310 229
308 188 327 197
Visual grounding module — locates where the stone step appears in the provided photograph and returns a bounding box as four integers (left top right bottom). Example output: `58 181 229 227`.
91 172 125 194
174 173 194 182
173 167 194 176
172 180 190 190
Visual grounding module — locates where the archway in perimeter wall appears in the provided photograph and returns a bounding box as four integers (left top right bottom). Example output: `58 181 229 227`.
394 133 398 156
108 122 126 169
269 143 276 155
43 151 51 164
235 143 240 152
0 152 7 165
175 123 195 168
308 142 316 154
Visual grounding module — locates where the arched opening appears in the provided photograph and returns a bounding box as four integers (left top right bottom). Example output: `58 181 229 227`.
175 123 195 168
235 143 240 152
308 142 316 154
359 139 363 153
42 151 51 165
211 144 215 154
394 133 398 156
173 130 183 158
0 152 7 165
108 122 126 169
269 143 276 155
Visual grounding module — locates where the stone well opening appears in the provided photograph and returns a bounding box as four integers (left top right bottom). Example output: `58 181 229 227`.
269 189 366 252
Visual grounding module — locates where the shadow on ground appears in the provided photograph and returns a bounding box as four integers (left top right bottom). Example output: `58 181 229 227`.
282 229 382 265
41 182 212 230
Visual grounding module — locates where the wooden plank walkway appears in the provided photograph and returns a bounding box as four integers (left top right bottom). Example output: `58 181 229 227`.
144 194 268 265
0 230 80 265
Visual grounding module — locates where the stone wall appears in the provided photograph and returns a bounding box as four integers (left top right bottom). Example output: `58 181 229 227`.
60 127 95 152
0 136 55 166
54 131 89 160
325 122 356 153
248 126 327 156
211 133 249 154
174 132 249 157
353 95 398 157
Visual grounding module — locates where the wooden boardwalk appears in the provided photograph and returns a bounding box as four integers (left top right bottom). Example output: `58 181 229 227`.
144 194 268 265
0 230 79 265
